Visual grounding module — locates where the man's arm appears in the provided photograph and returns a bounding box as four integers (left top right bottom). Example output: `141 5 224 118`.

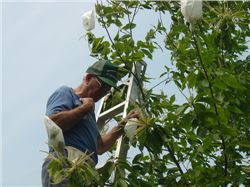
96 109 140 155
96 120 126 155
49 98 94 132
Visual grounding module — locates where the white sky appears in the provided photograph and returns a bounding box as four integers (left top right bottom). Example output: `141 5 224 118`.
2 2 181 186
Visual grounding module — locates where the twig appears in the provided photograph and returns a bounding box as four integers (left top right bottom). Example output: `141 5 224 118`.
126 3 139 38
166 144 184 174
149 77 172 91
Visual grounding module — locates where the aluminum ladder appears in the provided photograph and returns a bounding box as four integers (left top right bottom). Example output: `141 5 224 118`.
96 61 146 179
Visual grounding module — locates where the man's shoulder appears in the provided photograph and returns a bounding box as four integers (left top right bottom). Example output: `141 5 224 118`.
48 85 74 101
55 85 73 94
46 86 75 115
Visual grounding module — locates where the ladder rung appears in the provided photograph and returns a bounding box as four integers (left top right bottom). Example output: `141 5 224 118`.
97 101 126 124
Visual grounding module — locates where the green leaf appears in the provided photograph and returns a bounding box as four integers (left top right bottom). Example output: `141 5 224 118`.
114 42 125 53
170 95 175 103
120 34 131 41
176 104 188 115
92 37 104 49
122 23 136 30
85 165 100 181
114 32 120 41
201 80 209 88
48 159 64 184
132 153 143 164
141 49 152 59
222 73 245 90
228 105 243 114
118 178 128 187
114 19 122 27
197 145 203 153
174 80 182 89
145 29 155 41
131 52 144 61
238 141 250 148
242 167 250 173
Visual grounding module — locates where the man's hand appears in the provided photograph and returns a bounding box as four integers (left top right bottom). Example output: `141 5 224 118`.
126 109 140 120
80 98 95 112
118 109 141 127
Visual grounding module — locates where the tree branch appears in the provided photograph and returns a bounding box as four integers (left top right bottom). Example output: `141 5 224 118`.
166 144 184 174
149 77 172 91
192 31 228 180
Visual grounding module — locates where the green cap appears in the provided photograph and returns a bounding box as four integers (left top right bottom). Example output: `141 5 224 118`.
86 60 120 88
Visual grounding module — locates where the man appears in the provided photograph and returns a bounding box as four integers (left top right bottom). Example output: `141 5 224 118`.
42 60 139 186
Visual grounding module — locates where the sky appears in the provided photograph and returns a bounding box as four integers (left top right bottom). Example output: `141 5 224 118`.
1 2 180 186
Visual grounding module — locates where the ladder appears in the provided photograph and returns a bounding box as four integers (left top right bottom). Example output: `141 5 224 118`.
96 61 146 178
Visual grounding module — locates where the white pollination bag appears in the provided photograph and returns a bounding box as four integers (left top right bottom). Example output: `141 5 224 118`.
82 9 95 31
44 116 65 154
124 118 140 142
181 0 202 24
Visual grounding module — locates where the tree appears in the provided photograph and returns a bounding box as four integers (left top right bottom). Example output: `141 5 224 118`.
49 1 250 186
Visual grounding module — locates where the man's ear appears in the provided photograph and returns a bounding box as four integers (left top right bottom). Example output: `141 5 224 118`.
85 73 94 84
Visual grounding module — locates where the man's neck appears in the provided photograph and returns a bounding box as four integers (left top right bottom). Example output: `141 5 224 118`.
74 84 87 98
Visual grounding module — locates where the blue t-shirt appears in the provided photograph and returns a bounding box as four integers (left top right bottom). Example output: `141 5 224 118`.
46 86 100 164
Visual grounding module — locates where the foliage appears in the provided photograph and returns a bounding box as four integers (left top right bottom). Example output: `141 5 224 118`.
46 150 100 187
50 1 250 186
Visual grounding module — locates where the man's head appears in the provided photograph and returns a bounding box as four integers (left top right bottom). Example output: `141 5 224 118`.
82 60 120 102
86 60 119 88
